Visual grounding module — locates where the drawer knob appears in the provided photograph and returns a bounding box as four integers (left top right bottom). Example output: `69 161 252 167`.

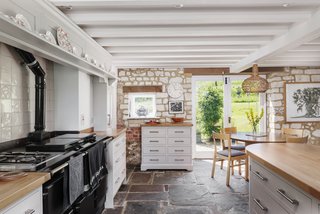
253 198 268 211
25 209 35 214
252 171 268 181
150 159 159 161
276 189 299 205
174 149 184 152
175 131 184 133
174 140 184 143
149 131 159 133
175 159 184 161
150 150 159 152
150 140 159 143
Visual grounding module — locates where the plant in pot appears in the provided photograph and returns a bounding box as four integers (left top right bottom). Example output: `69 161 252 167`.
245 108 264 134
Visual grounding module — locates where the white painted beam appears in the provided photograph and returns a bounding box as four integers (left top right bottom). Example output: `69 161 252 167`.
85 25 287 38
230 8 320 73
66 11 310 26
106 45 260 53
97 36 272 46
112 52 250 58
288 44 320 52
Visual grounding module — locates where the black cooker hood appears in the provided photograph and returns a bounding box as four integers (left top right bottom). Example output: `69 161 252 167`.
15 48 50 142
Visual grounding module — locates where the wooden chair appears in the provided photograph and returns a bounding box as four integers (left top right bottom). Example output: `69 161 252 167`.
211 132 248 186
286 136 309 144
223 127 245 175
282 128 304 137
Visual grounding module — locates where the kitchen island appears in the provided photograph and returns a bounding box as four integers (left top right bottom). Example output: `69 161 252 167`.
246 143 320 214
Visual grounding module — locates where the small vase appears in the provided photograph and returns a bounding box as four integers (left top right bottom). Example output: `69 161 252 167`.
252 126 258 135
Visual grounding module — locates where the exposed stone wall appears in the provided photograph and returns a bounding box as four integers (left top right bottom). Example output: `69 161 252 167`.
117 68 192 165
266 67 320 144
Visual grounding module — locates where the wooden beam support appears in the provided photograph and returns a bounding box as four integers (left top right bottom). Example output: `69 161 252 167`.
123 86 163 93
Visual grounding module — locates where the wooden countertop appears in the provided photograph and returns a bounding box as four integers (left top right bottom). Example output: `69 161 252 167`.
141 122 193 127
95 127 127 138
246 143 320 200
0 172 50 209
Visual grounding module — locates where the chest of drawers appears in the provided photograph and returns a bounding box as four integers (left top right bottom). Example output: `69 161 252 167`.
141 125 193 171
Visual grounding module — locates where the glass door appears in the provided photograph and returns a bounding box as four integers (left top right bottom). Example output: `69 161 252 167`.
192 75 266 159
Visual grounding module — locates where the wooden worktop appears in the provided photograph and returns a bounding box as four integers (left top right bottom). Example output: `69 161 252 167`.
141 122 193 127
95 127 127 139
0 172 50 210
246 143 320 200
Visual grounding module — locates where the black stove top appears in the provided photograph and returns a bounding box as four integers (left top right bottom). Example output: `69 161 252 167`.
26 138 83 152
54 133 96 140
0 152 60 171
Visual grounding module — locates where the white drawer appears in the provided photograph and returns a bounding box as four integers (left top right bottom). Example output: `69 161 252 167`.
167 127 191 138
251 160 312 214
142 127 166 138
167 146 191 155
167 138 191 146
143 138 166 146
167 156 192 164
251 178 289 214
142 155 166 164
113 149 126 169
113 138 125 154
143 146 166 155
1 187 42 214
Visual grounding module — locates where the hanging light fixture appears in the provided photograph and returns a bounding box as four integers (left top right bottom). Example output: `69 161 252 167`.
242 64 268 93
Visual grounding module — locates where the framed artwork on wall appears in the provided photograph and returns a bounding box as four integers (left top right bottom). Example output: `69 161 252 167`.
168 100 184 114
284 82 320 122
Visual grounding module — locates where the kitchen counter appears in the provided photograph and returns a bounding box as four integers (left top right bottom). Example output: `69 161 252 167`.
246 143 320 200
0 172 50 209
141 122 193 127
95 127 127 139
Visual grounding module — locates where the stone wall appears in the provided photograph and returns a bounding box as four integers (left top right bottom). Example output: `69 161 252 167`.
117 68 192 165
266 67 320 144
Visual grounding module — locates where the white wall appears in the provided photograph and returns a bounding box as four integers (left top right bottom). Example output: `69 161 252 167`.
78 71 93 130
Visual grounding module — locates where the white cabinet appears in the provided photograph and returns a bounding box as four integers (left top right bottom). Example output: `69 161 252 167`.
250 159 320 214
141 125 193 171
0 187 42 214
105 132 126 208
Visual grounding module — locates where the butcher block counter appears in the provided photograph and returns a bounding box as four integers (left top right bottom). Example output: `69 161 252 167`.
246 143 320 214
95 127 127 139
141 122 193 127
0 172 50 210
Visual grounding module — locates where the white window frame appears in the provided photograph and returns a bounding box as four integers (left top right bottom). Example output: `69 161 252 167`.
128 93 157 118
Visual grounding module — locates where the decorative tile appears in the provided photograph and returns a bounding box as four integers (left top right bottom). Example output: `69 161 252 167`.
0 56 12 85
1 84 11 99
1 127 11 141
11 99 20 112
1 113 11 127
1 100 11 113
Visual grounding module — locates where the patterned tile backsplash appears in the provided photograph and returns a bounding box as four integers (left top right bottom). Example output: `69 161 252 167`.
0 43 55 143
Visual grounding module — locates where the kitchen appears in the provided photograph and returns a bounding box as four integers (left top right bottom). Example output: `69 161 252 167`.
0 0 320 214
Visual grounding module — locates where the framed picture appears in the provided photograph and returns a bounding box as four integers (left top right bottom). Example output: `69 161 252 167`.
284 82 320 122
168 100 184 114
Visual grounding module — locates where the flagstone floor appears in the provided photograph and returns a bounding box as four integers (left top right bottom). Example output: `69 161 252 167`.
103 160 249 214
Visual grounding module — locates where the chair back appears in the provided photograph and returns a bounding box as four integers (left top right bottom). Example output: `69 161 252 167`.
224 127 237 134
286 136 308 144
213 132 231 150
282 128 303 137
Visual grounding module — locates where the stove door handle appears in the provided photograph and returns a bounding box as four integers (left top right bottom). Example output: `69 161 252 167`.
51 162 68 176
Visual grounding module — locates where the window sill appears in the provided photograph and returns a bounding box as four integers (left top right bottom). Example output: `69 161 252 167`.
127 117 161 120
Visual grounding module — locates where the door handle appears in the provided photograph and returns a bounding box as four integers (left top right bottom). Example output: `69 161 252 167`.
228 117 231 124
107 114 111 126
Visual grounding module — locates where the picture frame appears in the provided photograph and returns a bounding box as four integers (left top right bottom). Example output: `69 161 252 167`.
168 100 184 114
284 82 320 123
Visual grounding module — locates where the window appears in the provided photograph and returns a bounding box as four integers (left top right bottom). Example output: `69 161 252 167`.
128 93 156 118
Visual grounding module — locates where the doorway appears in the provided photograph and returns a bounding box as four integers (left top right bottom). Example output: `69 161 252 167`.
192 75 266 159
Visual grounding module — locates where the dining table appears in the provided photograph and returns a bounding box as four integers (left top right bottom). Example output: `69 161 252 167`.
230 132 287 181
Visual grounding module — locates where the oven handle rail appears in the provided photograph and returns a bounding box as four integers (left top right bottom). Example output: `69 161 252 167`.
50 153 86 176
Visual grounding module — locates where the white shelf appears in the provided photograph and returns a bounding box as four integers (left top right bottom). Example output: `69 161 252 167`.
0 15 117 81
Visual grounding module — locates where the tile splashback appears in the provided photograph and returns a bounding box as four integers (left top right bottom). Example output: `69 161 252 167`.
0 43 55 143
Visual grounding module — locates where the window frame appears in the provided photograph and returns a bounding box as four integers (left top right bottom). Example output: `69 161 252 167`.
128 92 157 118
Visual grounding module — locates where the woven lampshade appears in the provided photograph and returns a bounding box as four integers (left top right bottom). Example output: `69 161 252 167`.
242 64 268 93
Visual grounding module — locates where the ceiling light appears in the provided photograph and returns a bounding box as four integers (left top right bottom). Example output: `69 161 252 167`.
174 4 184 8
57 5 73 11
242 64 269 93
282 3 289 7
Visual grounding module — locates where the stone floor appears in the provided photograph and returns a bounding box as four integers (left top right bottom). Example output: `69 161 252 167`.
103 160 249 214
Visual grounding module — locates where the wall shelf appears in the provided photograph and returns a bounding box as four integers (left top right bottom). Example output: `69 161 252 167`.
0 15 117 81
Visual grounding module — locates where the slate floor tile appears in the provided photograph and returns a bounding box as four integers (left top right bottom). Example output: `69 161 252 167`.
114 192 127 207
129 185 164 192
129 172 153 184
213 193 249 214
124 201 162 214
164 206 214 214
153 171 197 185
126 192 168 201
103 207 123 214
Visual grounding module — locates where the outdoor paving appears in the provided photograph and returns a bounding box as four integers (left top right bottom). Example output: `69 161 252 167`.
103 160 249 214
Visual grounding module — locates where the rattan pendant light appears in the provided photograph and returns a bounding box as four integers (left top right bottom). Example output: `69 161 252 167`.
242 64 268 93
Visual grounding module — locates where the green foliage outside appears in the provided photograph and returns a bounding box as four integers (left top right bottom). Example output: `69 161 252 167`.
196 82 223 138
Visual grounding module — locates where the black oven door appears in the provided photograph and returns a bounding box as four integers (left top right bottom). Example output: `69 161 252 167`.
43 163 69 214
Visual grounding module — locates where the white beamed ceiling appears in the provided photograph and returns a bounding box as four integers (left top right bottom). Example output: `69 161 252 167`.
50 0 320 72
